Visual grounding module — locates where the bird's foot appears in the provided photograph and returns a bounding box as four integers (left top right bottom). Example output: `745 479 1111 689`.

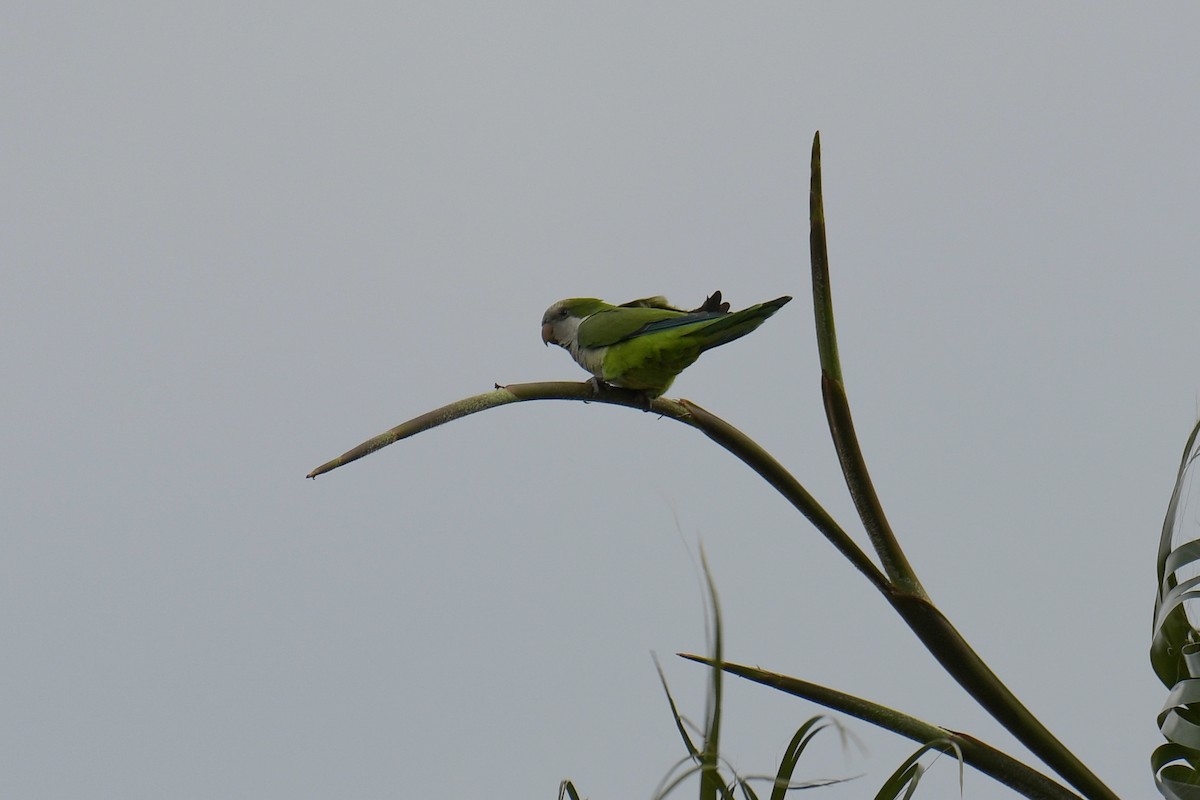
586 378 655 411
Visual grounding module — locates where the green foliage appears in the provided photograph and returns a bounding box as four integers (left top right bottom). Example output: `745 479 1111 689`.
872 740 963 800
649 552 857 800
1151 419 1200 798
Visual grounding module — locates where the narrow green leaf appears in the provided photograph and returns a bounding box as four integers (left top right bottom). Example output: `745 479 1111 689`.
808 131 840 383
679 655 1082 800
769 716 829 800
873 740 962 800
654 654 700 759
699 546 725 800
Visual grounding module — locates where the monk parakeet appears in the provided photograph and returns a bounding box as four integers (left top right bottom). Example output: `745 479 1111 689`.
541 291 792 398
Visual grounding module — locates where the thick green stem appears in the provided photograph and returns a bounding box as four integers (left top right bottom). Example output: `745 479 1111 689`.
680 655 1083 800
888 592 1118 800
805 132 1115 799
678 399 889 592
808 131 922 594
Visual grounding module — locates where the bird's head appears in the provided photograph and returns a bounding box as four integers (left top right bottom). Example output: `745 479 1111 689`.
541 298 608 348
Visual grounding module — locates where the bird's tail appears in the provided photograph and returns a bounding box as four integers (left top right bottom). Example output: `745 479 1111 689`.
686 295 792 351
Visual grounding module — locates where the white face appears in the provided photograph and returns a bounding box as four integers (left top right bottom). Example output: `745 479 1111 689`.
541 301 606 378
541 303 584 349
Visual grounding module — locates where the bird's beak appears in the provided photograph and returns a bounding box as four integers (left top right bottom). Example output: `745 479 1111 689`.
541 322 555 346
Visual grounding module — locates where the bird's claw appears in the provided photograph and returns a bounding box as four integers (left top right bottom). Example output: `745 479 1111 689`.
584 378 655 411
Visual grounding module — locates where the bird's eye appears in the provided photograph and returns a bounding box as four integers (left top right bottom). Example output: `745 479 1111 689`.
557 308 569 319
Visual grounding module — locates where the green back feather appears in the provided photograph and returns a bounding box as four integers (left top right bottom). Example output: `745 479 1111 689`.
578 296 791 351
576 306 692 348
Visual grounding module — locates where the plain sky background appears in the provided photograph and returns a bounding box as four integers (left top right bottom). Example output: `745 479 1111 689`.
3 4 1198 799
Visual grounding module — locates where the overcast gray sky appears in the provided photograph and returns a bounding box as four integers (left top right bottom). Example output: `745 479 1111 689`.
3 4 1198 799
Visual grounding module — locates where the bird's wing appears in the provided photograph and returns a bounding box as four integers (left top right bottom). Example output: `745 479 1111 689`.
618 296 673 309
577 306 725 348
617 291 729 313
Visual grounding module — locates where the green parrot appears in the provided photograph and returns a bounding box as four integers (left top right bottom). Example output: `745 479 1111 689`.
541 291 792 398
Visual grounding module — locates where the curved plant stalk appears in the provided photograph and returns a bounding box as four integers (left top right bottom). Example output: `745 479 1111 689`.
682 655 1080 800
305 382 644 478
676 399 887 592
808 132 922 596
306 381 1106 797
307 384 889 592
1151 418 1200 798
306 132 1118 800
804 133 1115 800
886 592 1107 792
